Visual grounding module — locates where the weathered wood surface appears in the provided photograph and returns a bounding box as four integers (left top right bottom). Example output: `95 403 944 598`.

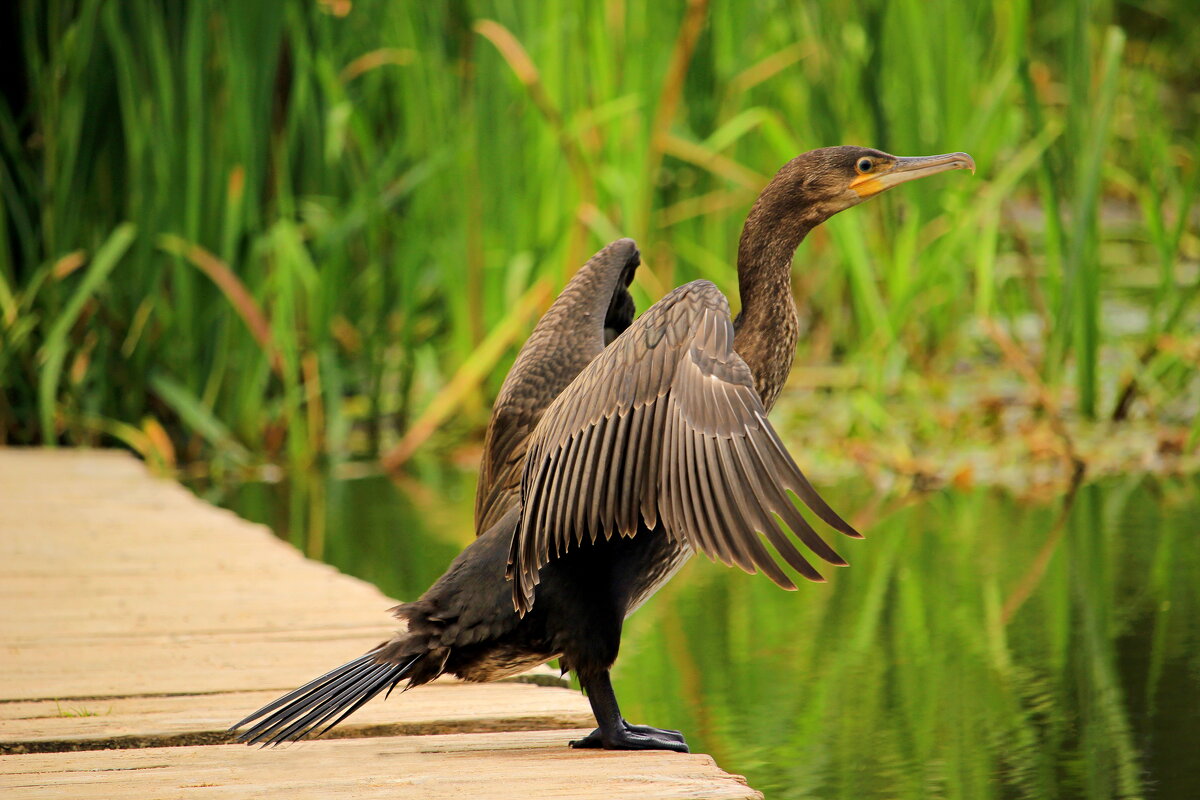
0 684 594 751
0 449 761 798
0 730 758 800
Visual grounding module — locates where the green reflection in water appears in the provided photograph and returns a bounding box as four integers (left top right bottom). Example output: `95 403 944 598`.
198 470 1200 799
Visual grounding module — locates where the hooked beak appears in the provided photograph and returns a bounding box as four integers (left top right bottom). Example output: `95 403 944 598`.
850 152 976 198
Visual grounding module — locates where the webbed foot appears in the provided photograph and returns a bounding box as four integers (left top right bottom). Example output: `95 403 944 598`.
573 667 690 753
570 720 689 752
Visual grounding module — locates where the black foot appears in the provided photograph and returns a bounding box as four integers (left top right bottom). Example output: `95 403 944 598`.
570 720 689 752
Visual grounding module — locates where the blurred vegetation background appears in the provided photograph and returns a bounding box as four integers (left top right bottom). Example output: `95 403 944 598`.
1 0 1197 480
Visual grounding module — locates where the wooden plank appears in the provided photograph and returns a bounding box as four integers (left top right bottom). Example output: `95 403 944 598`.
0 684 593 752
0 730 762 799
3 621 403 701
1 571 399 639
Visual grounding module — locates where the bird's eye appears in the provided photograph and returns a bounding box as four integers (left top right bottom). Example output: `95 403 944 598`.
856 158 873 173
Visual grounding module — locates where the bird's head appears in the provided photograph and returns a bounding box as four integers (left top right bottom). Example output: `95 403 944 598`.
755 146 976 231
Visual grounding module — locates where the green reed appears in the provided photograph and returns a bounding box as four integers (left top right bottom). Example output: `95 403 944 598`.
1 0 1196 466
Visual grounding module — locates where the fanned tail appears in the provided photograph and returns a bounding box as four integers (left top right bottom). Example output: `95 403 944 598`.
230 649 422 746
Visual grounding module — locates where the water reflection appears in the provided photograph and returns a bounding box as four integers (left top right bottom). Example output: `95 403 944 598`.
196 469 1200 799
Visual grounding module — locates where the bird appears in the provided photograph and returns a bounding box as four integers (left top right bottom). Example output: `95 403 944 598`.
231 145 975 753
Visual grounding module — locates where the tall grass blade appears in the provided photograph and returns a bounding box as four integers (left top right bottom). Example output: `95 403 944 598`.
38 223 136 444
148 372 251 464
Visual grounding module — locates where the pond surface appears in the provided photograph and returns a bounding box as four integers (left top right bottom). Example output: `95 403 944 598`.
197 468 1200 799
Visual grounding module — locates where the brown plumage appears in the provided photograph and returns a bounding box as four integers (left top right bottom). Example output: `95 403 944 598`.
475 239 639 535
232 145 974 753
509 280 859 614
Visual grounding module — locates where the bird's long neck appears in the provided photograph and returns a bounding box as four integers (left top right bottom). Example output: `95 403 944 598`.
732 191 821 413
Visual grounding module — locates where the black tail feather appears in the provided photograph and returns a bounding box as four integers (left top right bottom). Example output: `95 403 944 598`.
263 662 393 744
231 650 421 746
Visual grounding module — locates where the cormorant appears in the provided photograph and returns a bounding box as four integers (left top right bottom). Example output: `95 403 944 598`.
232 146 975 753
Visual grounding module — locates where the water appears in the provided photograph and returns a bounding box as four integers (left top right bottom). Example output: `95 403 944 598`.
196 469 1200 799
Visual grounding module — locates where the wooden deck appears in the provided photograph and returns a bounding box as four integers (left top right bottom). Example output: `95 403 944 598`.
0 449 760 799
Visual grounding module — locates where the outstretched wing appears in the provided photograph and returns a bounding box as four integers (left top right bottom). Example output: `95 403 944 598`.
509 280 860 614
475 239 639 534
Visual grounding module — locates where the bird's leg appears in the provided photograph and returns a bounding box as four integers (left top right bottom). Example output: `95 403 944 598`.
570 668 688 752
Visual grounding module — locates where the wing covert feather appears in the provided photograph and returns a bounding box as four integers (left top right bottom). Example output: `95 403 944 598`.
509 280 861 614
